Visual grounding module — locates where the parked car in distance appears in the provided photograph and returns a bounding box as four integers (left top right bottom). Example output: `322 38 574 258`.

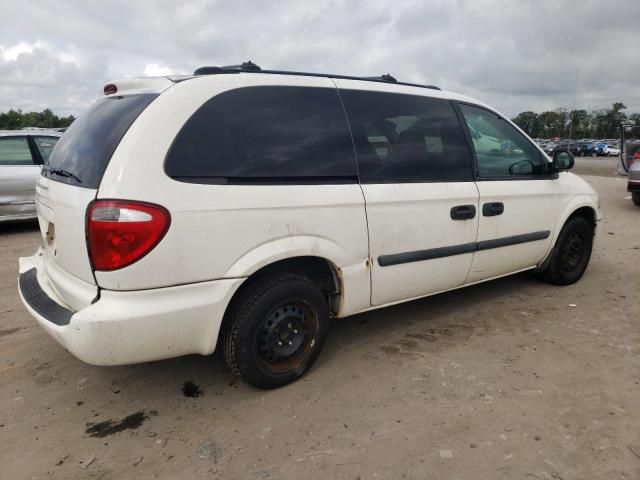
594 142 609 155
551 141 581 156
605 145 620 156
0 130 61 222
577 142 597 156
18 64 600 389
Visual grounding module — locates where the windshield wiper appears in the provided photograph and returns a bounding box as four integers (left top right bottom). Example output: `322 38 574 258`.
44 167 82 184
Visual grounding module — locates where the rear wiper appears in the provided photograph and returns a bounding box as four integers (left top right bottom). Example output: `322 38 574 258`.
44 167 82 184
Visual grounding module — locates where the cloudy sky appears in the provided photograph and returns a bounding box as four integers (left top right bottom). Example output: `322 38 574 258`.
1 0 639 118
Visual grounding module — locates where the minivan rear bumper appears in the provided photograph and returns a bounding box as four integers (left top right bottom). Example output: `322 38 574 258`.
18 253 244 366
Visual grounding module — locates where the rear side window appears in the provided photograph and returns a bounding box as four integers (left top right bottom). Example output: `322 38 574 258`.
165 86 357 183
33 136 59 163
44 94 158 188
339 90 473 183
0 137 33 165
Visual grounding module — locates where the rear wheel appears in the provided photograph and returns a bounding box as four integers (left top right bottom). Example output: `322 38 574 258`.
539 216 593 285
222 274 330 389
632 192 640 206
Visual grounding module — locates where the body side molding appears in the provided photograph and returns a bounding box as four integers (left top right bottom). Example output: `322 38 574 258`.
378 231 551 267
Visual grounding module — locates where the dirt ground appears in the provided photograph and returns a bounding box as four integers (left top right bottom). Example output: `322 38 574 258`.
1 171 639 480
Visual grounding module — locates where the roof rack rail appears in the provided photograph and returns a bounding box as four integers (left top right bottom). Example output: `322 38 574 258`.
193 61 261 75
192 62 440 91
360 73 397 83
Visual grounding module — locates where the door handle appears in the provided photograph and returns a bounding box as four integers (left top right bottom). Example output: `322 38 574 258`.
450 204 476 220
482 202 504 217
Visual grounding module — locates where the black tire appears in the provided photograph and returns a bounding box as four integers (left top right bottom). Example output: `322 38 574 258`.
632 192 640 206
540 216 593 285
222 274 330 389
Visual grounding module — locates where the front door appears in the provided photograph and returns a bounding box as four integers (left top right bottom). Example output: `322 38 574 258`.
457 103 558 283
336 83 478 306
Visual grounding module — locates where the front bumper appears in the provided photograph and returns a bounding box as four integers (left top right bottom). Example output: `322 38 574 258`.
18 253 244 366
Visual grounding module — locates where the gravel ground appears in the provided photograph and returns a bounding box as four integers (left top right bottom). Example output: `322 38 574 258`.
571 156 619 177
1 172 638 480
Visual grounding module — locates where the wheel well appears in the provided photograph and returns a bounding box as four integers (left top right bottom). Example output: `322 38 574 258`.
226 256 341 318
568 206 596 229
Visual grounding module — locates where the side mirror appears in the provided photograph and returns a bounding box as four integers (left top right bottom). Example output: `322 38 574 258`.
552 150 574 171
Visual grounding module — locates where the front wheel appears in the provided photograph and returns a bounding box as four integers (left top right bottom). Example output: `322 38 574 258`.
222 274 330 389
632 192 640 206
539 216 594 285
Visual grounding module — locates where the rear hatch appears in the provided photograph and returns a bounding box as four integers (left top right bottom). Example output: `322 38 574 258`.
35 89 162 310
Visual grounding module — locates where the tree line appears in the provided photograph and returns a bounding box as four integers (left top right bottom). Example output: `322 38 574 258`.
0 109 75 130
3 102 639 140
511 102 640 140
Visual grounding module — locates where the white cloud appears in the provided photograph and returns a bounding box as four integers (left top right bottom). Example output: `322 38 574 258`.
142 63 175 77
1 42 36 61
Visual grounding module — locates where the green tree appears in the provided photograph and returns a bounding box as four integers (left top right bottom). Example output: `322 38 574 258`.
512 111 539 137
0 108 76 130
568 109 589 138
537 110 568 138
628 113 640 128
511 102 637 139
4 109 23 130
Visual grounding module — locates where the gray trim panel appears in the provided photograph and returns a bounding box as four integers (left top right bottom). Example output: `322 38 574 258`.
378 242 476 267
477 230 550 251
378 230 551 267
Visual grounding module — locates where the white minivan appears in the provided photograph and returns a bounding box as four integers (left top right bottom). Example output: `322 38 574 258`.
18 63 600 389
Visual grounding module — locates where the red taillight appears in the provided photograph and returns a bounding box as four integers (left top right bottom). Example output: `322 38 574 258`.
632 151 640 165
87 200 171 271
104 83 117 95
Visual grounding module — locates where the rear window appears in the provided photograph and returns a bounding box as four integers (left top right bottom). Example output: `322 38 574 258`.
165 86 357 183
0 137 33 165
44 94 158 188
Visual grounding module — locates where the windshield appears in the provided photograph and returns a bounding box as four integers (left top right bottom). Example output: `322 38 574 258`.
43 94 158 188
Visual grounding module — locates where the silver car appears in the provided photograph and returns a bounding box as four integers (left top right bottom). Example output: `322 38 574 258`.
0 130 61 222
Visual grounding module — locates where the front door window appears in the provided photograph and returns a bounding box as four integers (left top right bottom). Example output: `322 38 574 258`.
459 104 546 178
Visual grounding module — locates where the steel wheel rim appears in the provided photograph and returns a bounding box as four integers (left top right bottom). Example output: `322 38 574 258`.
255 300 319 374
561 232 585 272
